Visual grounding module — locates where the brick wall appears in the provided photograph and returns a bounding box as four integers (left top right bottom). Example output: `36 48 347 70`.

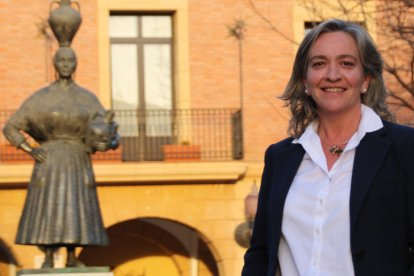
0 0 99 110
189 0 293 161
1 0 294 162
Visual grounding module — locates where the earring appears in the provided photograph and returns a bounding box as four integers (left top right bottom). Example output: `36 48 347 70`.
362 88 367 94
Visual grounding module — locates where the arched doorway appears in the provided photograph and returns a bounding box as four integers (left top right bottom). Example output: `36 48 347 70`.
79 218 222 276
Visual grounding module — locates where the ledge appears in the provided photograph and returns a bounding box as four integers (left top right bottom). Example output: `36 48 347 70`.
0 161 248 186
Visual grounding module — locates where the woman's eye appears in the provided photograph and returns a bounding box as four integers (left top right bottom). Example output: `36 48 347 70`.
311 61 325 68
342 61 355 67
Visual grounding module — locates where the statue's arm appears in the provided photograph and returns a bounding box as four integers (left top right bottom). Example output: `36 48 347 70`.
3 122 26 148
3 122 46 162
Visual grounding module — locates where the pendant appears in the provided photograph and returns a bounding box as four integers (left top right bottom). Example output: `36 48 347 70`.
329 145 343 156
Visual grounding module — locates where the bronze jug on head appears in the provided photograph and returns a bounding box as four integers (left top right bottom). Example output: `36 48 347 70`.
48 0 82 47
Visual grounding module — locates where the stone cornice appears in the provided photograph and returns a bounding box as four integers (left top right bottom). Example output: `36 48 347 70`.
0 162 248 186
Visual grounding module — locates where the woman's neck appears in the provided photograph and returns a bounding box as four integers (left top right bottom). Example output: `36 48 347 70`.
317 107 361 143
317 106 362 170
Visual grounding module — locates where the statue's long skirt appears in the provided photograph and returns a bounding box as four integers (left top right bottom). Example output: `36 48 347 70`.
15 140 108 246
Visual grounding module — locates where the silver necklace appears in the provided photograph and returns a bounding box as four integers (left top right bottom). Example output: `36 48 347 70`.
320 139 349 156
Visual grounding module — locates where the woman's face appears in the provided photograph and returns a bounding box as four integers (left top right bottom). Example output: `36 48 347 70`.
54 48 77 79
304 31 370 117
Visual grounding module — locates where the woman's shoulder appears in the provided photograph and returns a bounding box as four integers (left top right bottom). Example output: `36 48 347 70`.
381 120 414 168
382 120 414 155
383 120 414 138
262 137 305 167
265 136 298 155
269 136 295 148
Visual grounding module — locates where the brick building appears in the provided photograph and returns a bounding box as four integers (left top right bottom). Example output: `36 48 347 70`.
0 0 410 275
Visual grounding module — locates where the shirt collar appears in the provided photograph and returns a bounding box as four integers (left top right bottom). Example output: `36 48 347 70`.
293 104 383 147
355 104 383 140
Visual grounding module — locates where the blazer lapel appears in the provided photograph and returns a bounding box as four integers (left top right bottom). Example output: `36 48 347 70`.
269 142 305 236
274 143 306 200
350 127 391 231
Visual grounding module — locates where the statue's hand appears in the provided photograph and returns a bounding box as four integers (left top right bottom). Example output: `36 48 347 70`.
19 142 47 162
31 148 47 163
92 134 120 152
92 140 111 152
110 134 121 150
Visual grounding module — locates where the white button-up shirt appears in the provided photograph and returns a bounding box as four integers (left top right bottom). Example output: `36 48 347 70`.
277 105 383 276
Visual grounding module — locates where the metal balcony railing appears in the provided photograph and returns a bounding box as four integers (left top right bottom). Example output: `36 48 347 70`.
0 109 243 163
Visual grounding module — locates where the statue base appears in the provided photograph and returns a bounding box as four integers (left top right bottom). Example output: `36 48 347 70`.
17 267 113 276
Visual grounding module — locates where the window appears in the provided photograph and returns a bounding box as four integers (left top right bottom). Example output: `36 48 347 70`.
109 14 173 111
109 14 174 161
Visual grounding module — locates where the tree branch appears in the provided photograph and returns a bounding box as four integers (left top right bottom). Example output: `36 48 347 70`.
247 0 298 45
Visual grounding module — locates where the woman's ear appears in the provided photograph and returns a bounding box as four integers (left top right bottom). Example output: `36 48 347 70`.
362 76 371 93
303 79 308 95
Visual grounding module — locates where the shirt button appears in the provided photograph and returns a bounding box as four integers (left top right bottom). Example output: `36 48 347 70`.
319 198 323 204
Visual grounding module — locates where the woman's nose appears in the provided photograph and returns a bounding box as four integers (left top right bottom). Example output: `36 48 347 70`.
325 64 341 81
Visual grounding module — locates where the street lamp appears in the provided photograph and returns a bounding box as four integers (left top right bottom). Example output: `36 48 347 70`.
234 181 258 248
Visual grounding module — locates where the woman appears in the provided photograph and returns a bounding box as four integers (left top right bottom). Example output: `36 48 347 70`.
3 47 119 268
242 19 414 275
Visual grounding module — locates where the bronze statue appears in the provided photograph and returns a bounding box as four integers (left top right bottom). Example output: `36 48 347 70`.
3 46 119 268
3 0 119 268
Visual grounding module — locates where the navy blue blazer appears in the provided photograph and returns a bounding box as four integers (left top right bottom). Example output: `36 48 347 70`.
242 121 414 276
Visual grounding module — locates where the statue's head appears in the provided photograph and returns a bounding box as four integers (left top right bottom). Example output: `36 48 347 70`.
53 47 77 79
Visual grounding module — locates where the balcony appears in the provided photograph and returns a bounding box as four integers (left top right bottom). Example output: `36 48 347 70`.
0 109 243 163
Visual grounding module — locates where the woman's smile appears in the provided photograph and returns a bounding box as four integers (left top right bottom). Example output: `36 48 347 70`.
321 87 346 94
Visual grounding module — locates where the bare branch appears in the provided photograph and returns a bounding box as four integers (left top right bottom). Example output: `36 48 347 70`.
384 60 414 96
247 0 298 45
388 91 414 111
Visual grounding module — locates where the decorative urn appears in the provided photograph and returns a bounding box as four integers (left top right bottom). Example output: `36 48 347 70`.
48 0 82 47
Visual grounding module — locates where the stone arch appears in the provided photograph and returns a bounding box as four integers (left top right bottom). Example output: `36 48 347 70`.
79 217 223 275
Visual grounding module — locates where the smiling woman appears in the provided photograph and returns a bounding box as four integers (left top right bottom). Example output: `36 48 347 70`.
242 19 414 276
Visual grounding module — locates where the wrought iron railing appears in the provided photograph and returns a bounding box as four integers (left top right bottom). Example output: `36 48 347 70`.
0 109 243 163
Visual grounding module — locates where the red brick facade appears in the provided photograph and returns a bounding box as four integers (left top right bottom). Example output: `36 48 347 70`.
0 0 297 162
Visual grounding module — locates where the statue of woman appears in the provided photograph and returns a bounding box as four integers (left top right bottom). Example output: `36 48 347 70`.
3 47 119 268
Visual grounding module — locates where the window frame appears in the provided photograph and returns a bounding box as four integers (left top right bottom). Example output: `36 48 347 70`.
109 13 175 112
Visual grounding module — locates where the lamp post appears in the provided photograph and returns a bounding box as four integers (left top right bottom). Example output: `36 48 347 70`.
228 19 245 159
227 19 245 111
235 182 258 248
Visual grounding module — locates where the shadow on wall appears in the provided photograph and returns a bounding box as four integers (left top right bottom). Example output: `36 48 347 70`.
79 218 221 276
0 238 18 276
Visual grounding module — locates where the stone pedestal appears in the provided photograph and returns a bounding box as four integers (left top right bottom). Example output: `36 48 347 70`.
17 267 113 276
